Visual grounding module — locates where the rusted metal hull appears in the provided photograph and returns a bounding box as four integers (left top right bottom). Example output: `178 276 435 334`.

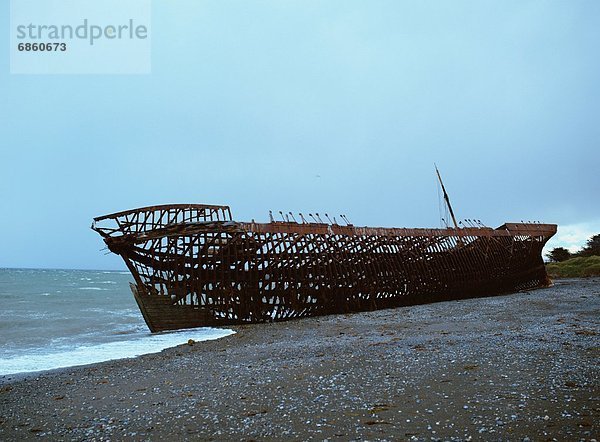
92 204 557 332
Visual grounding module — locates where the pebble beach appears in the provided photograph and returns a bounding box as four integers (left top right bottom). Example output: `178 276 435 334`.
1 278 598 441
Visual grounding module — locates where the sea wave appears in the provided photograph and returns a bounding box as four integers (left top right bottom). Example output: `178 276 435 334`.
0 328 235 375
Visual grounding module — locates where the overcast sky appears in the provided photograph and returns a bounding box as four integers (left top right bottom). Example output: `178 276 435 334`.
1 0 599 270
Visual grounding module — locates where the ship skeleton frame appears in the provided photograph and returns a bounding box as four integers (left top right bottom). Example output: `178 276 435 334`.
93 203 556 332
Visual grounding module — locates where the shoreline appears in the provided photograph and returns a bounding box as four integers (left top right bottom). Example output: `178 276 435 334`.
1 278 598 440
0 328 235 381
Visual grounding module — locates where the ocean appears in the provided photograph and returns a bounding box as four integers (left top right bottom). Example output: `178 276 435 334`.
0 268 233 376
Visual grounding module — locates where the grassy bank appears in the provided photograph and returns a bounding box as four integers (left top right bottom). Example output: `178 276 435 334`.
546 255 600 278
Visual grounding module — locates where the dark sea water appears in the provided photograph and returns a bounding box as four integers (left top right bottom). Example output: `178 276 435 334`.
0 268 233 376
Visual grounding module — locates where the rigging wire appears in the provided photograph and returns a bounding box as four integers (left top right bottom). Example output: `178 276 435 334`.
437 178 442 227
437 177 449 228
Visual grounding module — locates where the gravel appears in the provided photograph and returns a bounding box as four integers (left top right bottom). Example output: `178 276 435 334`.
1 278 598 441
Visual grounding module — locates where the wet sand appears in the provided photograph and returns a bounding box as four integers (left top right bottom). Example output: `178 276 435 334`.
1 278 598 441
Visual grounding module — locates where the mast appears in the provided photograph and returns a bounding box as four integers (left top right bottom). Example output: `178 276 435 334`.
435 165 460 230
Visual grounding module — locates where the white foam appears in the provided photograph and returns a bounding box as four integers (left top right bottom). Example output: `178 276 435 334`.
78 287 108 291
81 308 139 317
0 328 234 376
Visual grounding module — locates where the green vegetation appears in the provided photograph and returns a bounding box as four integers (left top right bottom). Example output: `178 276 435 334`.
545 233 600 277
546 234 600 263
546 247 571 262
546 255 600 278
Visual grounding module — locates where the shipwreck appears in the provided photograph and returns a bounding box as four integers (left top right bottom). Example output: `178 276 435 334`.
92 175 556 332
